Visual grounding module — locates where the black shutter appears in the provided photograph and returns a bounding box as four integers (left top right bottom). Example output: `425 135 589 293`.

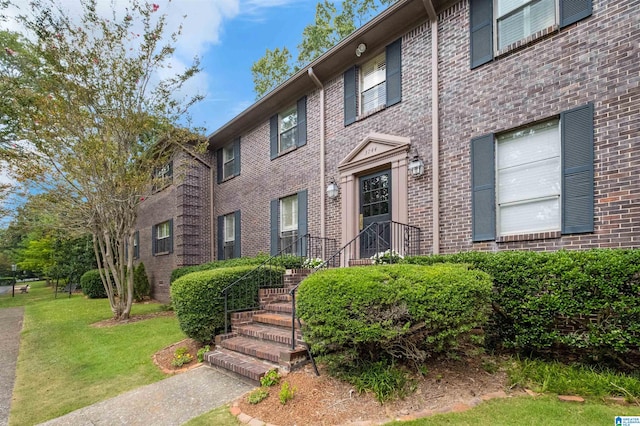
560 0 592 28
386 38 402 107
216 148 223 183
471 134 496 241
344 66 357 126
217 215 224 260
270 115 279 159
270 199 279 255
233 137 241 176
152 224 157 255
296 96 307 148
561 103 594 234
234 210 241 258
297 190 308 257
470 0 493 69
168 219 174 254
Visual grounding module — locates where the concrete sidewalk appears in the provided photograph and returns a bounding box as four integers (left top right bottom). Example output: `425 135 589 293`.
38 365 253 426
0 307 24 426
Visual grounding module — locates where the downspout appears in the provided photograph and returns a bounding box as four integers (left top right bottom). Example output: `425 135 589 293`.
423 0 440 254
308 68 326 254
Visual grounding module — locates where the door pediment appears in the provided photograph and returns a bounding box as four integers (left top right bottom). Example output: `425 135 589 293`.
339 133 410 171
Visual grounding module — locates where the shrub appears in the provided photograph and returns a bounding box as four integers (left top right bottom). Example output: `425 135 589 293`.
247 388 269 404
133 262 150 302
170 265 285 343
171 347 193 367
405 249 640 369
260 369 280 387
339 361 413 404
279 382 295 405
297 264 492 367
80 269 112 299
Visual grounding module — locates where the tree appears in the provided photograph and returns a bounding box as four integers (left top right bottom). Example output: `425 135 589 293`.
252 0 397 98
0 0 206 319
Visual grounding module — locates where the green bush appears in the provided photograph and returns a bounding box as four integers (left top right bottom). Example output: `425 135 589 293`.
80 269 112 299
171 265 285 343
133 263 150 302
297 263 492 367
405 249 640 368
170 254 304 283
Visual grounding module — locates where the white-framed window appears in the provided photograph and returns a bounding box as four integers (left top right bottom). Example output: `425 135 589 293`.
360 52 386 115
496 119 560 236
155 220 171 254
279 106 297 153
133 231 139 259
495 0 557 50
280 194 298 253
223 213 235 259
222 144 235 180
153 161 173 191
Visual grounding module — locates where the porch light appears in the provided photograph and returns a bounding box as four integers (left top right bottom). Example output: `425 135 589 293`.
326 179 339 199
408 156 424 177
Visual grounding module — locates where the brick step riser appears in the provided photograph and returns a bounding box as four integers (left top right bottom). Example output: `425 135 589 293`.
220 339 308 365
253 314 295 329
203 351 277 384
233 325 302 346
261 303 294 314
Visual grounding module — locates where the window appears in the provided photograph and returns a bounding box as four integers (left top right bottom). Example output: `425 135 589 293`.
344 38 401 125
270 190 308 256
497 120 560 235
217 211 241 260
360 53 386 115
270 97 306 159
471 103 594 242
216 137 240 183
133 231 139 259
496 0 556 50
153 220 173 255
153 161 173 191
470 0 592 68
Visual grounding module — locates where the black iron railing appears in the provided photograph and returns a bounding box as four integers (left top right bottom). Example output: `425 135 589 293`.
289 220 422 351
220 234 337 333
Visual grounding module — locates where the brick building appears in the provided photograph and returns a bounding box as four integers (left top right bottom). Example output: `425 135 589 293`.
142 0 639 299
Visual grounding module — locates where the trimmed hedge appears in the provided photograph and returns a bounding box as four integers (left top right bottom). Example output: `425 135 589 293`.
404 249 640 368
297 264 493 366
171 265 285 343
80 269 111 298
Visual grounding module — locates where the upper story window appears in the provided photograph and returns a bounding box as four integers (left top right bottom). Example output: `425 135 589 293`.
133 230 139 259
470 0 592 69
216 137 240 183
344 38 401 126
360 52 387 115
153 161 173 192
270 97 307 159
279 106 298 152
496 0 556 50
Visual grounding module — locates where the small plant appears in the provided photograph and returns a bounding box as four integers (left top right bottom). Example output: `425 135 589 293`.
302 257 324 268
418 365 429 377
196 345 210 363
279 381 296 405
260 369 280 387
247 388 269 404
171 346 193 367
370 250 404 265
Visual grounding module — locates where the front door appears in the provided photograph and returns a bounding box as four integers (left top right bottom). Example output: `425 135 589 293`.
359 170 391 258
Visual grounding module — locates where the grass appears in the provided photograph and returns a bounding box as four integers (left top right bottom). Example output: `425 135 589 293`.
182 405 240 425
388 394 640 425
1 280 186 426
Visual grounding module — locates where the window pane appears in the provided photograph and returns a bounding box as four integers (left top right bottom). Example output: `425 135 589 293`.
224 214 235 242
498 0 528 16
223 144 234 162
499 158 560 204
157 221 170 239
280 106 297 132
361 53 386 91
497 121 559 168
279 127 297 152
223 161 234 179
500 198 560 235
361 83 386 114
280 195 298 232
498 0 555 49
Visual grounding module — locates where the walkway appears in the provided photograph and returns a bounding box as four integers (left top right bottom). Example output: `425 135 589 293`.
0 307 24 426
38 366 253 426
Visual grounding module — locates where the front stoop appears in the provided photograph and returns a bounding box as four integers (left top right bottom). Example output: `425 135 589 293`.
203 269 313 383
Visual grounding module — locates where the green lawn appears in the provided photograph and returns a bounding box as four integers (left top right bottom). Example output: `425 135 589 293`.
1 281 186 426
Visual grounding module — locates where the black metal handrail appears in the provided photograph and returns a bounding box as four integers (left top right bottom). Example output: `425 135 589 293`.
220 234 337 333
288 220 422 356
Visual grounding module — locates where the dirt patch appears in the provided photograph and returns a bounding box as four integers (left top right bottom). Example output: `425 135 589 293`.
236 355 521 426
91 310 175 328
152 338 205 374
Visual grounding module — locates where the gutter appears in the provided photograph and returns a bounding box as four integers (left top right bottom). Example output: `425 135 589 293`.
307 68 327 253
